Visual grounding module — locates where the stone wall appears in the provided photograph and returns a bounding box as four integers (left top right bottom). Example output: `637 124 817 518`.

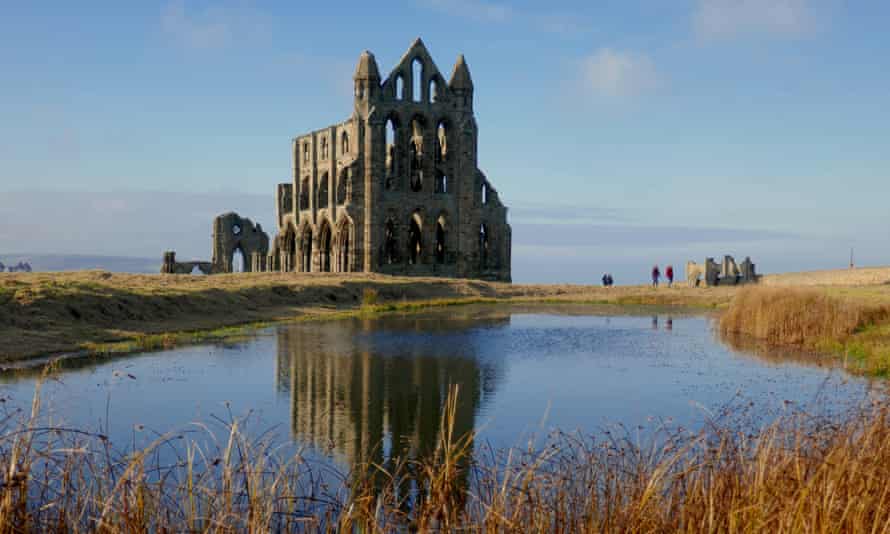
161 212 269 274
686 255 758 287
161 251 213 275
210 212 269 273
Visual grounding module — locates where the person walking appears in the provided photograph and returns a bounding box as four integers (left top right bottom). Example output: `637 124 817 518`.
665 265 674 288
651 265 660 288
602 273 609 287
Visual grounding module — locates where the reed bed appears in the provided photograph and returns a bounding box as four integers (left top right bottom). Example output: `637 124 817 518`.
1 378 890 532
720 286 890 375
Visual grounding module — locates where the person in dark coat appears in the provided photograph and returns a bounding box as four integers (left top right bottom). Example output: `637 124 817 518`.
651 265 660 288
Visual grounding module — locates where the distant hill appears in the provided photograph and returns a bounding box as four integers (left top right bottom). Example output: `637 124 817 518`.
0 254 158 274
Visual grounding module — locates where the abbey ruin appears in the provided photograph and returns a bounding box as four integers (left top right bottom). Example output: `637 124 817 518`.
265 39 511 281
161 39 510 280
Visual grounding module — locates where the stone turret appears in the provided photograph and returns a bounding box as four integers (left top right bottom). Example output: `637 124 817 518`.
161 251 177 274
449 54 474 110
353 50 381 103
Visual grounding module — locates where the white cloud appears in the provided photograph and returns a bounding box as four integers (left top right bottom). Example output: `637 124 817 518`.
694 0 812 39
160 1 266 49
535 13 594 36
580 48 659 97
161 1 229 49
417 0 513 23
416 0 593 35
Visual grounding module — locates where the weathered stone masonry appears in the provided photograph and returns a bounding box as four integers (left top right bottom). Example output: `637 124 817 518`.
161 212 269 274
267 39 511 281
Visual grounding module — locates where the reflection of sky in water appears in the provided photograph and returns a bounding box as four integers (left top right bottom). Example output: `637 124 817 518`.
0 305 878 472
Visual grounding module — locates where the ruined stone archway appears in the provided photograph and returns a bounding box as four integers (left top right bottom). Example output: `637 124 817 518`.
282 223 297 272
435 214 447 264
408 213 423 265
299 224 313 273
232 246 246 273
479 223 489 270
337 168 350 205
409 115 427 193
335 218 354 272
318 221 333 273
382 218 398 265
211 212 269 273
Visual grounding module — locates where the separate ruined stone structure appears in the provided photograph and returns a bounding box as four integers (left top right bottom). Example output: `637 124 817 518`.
211 212 269 273
686 256 758 287
267 39 511 281
161 252 214 275
161 212 269 274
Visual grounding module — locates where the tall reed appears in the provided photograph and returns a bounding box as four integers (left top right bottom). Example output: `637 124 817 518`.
719 287 890 374
720 287 871 344
2 375 890 532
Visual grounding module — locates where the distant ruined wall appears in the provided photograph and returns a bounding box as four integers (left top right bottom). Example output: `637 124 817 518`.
161 251 213 274
686 256 758 287
161 212 269 275
211 212 269 273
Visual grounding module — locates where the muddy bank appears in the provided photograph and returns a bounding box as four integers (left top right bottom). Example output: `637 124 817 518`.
0 271 737 361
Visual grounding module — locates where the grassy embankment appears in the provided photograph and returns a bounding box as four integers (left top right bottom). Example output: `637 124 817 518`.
7 266 890 372
2 380 890 532
0 270 733 362
720 285 890 376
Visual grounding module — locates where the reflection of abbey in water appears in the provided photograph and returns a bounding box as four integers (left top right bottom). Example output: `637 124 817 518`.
274 313 507 466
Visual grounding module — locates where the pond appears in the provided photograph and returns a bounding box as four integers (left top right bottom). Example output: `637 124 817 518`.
0 304 879 471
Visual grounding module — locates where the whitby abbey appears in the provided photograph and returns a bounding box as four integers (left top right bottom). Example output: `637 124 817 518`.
165 39 512 281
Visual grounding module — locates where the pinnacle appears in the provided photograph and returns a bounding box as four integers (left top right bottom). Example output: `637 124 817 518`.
449 54 473 90
353 50 380 80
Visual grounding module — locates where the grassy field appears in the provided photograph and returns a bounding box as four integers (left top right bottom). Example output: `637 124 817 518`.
0 270 736 362
3 266 890 365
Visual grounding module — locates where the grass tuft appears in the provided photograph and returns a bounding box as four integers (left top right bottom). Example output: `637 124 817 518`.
3 374 890 531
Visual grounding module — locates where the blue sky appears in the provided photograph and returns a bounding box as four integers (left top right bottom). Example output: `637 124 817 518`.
1 1 888 282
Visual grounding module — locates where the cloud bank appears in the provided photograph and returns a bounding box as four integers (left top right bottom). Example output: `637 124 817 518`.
693 0 812 39
160 0 267 49
580 48 659 97
416 0 513 23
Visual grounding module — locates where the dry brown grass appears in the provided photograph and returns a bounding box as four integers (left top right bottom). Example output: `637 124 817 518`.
6 266 890 366
3 378 890 532
0 271 735 362
720 287 875 345
720 286 890 375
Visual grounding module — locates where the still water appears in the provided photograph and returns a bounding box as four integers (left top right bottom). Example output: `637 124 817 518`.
0 304 878 468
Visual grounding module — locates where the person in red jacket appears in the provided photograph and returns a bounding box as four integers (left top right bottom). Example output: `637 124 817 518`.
665 265 674 288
